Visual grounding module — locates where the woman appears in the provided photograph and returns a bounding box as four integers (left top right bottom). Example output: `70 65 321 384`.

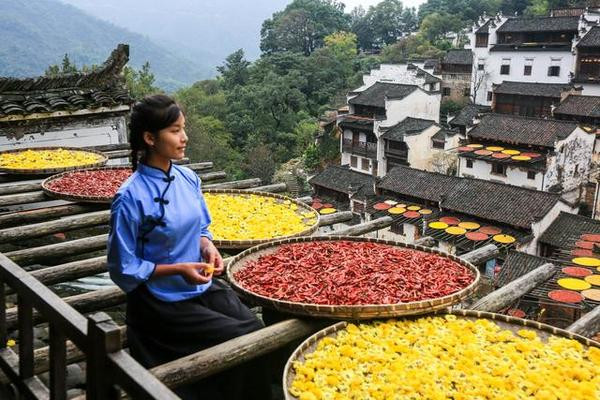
107 94 271 399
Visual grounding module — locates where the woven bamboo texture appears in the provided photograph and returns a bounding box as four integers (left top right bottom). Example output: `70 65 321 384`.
283 309 600 400
227 236 480 319
41 166 132 203
205 189 320 250
0 146 108 175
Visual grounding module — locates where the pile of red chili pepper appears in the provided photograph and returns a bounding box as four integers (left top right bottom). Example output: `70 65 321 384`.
46 168 132 198
234 241 475 305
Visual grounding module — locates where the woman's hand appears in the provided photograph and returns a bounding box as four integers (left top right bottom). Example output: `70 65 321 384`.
201 237 224 276
177 262 213 285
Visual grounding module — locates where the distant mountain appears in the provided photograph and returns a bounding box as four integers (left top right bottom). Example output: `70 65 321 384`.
60 0 290 63
0 0 212 91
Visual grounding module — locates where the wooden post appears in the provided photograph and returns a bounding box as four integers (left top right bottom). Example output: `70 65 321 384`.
0 204 100 227
0 279 5 348
328 216 394 236
5 234 108 266
86 312 121 400
566 306 600 338
470 263 556 312
0 191 47 207
49 324 67 400
17 294 34 379
459 244 499 265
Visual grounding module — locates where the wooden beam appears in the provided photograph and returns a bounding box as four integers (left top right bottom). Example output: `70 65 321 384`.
0 191 47 207
0 204 100 227
4 287 125 331
470 263 557 312
151 319 325 388
5 234 108 266
199 171 226 182
327 216 393 236
296 196 312 204
0 210 109 244
566 306 600 338
459 244 499 266
247 183 287 193
318 211 353 226
0 180 44 196
205 178 261 190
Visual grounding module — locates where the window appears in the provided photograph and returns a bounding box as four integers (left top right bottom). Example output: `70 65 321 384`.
500 65 510 75
390 222 405 235
466 159 473 168
463 87 471 96
524 65 532 76
361 158 370 171
478 63 484 71
491 163 506 175
432 139 445 149
548 66 560 77
442 87 451 96
350 156 357 168
476 33 488 47
487 91 493 101
527 170 536 180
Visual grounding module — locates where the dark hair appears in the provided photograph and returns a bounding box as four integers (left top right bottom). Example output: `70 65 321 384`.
128 94 182 171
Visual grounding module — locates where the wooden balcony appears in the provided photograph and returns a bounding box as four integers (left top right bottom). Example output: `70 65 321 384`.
342 138 377 158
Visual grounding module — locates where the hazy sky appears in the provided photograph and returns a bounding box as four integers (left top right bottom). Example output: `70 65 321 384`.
342 0 426 10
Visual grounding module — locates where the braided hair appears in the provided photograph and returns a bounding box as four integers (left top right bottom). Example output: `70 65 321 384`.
128 94 182 171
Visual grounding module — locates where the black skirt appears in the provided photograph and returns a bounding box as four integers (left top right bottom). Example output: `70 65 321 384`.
126 279 272 400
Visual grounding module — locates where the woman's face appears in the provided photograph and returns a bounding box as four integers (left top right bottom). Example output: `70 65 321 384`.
145 112 188 160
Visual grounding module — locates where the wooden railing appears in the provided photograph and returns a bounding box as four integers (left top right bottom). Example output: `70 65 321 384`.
341 138 377 158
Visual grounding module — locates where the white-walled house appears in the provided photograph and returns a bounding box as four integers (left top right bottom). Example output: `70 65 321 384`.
458 114 594 199
339 81 441 176
360 62 441 93
368 165 575 257
0 45 131 151
469 12 600 106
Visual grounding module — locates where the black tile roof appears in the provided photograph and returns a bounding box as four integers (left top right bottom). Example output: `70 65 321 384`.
348 82 418 108
494 81 575 98
496 16 580 33
449 104 490 128
338 115 374 131
538 211 600 249
309 165 375 197
378 165 561 229
416 67 441 84
0 45 131 118
423 59 438 69
489 43 573 52
577 26 600 48
442 49 473 65
554 94 600 118
496 251 548 287
380 117 436 141
476 20 492 34
468 113 578 147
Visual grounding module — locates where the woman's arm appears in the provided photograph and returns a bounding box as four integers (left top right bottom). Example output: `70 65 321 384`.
153 263 213 284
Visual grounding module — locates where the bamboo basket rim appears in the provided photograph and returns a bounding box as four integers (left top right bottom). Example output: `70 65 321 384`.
41 166 133 204
0 146 108 175
204 189 320 250
282 309 600 400
227 236 481 318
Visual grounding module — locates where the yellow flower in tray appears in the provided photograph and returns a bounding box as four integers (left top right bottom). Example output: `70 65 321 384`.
289 316 600 400
204 193 317 241
0 148 104 170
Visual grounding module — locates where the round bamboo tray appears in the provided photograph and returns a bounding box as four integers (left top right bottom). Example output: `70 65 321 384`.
283 309 600 400
227 236 480 319
0 146 108 175
205 189 320 250
41 166 133 204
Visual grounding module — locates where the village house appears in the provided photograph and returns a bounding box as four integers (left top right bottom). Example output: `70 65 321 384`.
340 80 442 177
491 81 580 118
447 103 490 134
436 49 473 103
361 165 575 260
457 113 594 200
360 62 442 93
0 44 131 151
469 12 600 106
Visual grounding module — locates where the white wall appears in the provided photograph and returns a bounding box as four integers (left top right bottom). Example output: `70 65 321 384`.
543 127 595 192
404 125 443 171
383 90 441 125
458 157 543 190
526 201 578 255
341 152 375 175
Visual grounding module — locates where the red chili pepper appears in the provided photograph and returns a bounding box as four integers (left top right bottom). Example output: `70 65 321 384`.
47 169 132 198
234 241 475 305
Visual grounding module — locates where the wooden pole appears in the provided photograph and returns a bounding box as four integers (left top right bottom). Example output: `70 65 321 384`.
470 263 557 312
0 210 110 244
296 196 312 204
247 183 287 193
199 171 226 182
151 319 326 388
0 180 44 196
205 178 261 190
459 244 499 266
0 204 101 227
5 234 108 266
0 191 48 207
566 306 600 338
327 216 393 236
318 211 353 226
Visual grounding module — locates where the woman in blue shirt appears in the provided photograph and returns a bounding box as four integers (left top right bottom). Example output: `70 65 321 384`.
107 95 271 400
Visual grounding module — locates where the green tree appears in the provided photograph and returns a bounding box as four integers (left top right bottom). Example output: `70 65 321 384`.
260 0 350 55
420 12 463 43
243 144 277 184
418 0 501 24
123 62 160 100
216 49 250 91
44 53 79 77
380 33 444 62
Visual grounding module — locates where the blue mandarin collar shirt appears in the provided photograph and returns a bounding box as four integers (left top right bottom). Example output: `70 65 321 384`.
107 162 213 302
